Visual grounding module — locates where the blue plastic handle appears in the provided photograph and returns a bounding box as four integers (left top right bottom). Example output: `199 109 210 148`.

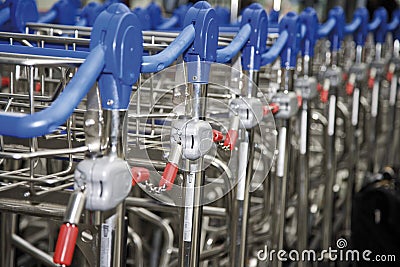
0 6 10 26
368 16 381 32
219 26 240 33
141 24 195 73
38 9 58 24
75 17 87 26
216 23 251 63
157 15 179 30
261 30 288 66
0 45 105 138
390 9 400 40
301 24 306 39
369 7 388 44
0 44 88 58
350 7 369 47
388 9 400 32
318 17 336 38
344 17 361 35
300 7 318 57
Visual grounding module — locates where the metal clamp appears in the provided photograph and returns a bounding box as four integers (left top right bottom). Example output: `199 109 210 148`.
271 91 299 119
229 97 264 129
74 156 132 211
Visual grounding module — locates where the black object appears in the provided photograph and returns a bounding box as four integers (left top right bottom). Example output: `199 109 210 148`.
352 167 400 266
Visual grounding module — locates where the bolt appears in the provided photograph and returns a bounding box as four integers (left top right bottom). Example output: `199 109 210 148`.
85 119 95 127
192 76 197 81
107 99 114 106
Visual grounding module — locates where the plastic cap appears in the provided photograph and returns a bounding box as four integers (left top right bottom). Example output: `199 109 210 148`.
53 223 79 266
159 162 179 190
223 129 238 151
131 167 150 186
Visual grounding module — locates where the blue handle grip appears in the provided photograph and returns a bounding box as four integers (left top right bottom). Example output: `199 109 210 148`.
344 17 361 34
390 9 400 40
368 16 381 32
0 7 10 26
300 7 318 57
318 17 336 38
0 44 88 59
261 30 288 66
301 24 306 39
141 24 195 73
216 23 251 63
38 9 58 24
157 15 179 30
369 7 388 44
351 7 369 47
388 9 400 32
75 17 87 26
0 45 105 138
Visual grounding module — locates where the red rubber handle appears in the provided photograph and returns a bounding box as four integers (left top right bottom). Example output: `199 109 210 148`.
368 77 374 89
212 129 224 142
346 82 354 96
159 162 178 190
317 83 323 92
131 167 150 186
320 90 328 103
223 129 238 151
297 95 303 107
53 223 79 266
1 77 9 87
387 71 394 82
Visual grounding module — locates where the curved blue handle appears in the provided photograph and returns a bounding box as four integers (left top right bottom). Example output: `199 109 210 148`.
318 17 336 38
300 7 318 57
141 24 195 73
390 9 400 40
0 45 105 138
369 7 388 44
347 7 369 47
216 23 251 63
344 17 361 34
157 15 179 30
388 9 400 32
261 30 288 66
0 6 10 26
301 24 306 39
0 44 88 58
368 16 381 32
38 9 58 24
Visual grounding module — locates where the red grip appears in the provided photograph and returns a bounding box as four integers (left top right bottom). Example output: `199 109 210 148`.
387 72 394 82
223 129 238 151
320 90 328 103
346 83 354 96
297 95 303 107
35 82 41 93
317 83 323 92
131 167 150 186
212 129 224 142
53 223 79 266
1 77 9 87
368 77 374 89
159 162 178 190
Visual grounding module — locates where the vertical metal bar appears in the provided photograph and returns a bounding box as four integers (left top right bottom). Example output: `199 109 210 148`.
297 56 313 264
0 213 17 266
297 101 310 262
322 92 337 250
179 82 208 267
28 66 37 195
230 70 259 267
